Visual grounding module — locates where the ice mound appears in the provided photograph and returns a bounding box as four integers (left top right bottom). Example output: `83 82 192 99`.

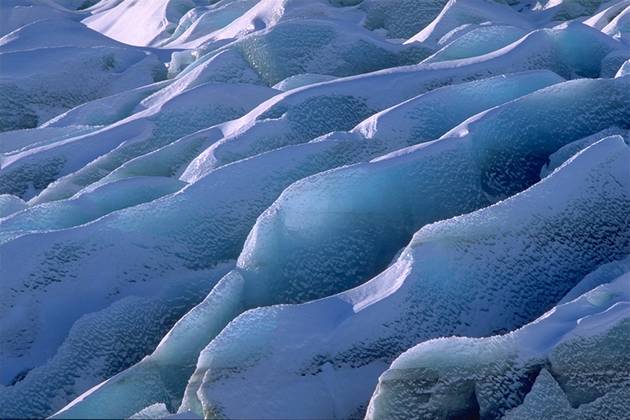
0 46 165 132
58 78 630 416
85 0 445 52
0 135 382 418
160 0 260 48
533 0 621 21
585 0 630 30
602 4 630 43
0 194 26 218
2 0 629 417
272 73 339 91
212 76 630 307
367 269 630 419
0 82 276 201
185 17 429 86
47 70 561 419
539 127 629 177
82 0 197 46
41 82 168 129
352 70 563 148
0 263 233 419
163 0 366 48
421 24 528 63
0 176 186 244
0 17 154 53
181 22 624 181
360 0 450 39
0 0 80 37
406 0 531 47
617 57 630 75
174 135 630 418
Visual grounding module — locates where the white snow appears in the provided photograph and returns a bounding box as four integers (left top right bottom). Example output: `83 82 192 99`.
1 0 629 418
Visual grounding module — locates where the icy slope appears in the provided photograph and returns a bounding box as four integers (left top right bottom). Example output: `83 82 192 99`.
0 46 166 132
172 135 630 419
1 0 629 418
46 70 563 419
367 266 630 419
82 0 198 46
5 82 276 202
55 127 630 419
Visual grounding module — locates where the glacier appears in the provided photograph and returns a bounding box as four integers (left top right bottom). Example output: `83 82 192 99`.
367 268 630 419
0 0 629 419
173 135 630 419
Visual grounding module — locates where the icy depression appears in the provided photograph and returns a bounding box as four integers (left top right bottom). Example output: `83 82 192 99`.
0 0 629 419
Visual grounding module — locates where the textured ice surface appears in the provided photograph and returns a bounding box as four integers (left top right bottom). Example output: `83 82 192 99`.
367 270 630 419
48 75 630 420
540 127 629 177
48 70 562 419
603 4 630 42
617 57 630 75
352 70 563 149
181 22 625 181
0 47 165 132
422 25 528 63
272 73 339 91
227 77 630 308
406 0 531 47
0 82 276 201
0 136 377 418
0 263 234 419
0 0 79 37
179 136 630 418
2 0 630 418
361 0 449 39
0 176 186 244
0 194 26 218
82 0 197 46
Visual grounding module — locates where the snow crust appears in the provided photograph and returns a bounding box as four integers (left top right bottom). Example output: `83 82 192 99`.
367 268 630 419
174 136 630 418
1 0 629 418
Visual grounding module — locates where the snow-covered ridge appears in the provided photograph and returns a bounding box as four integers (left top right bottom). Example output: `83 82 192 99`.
1 0 629 419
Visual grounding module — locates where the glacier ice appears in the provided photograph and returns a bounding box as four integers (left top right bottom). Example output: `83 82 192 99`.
360 0 449 39
0 45 166 132
421 25 528 63
82 0 197 46
0 194 26 218
0 176 186 244
405 0 531 47
272 73 339 91
0 136 373 417
0 0 80 37
47 70 563 419
175 135 630 418
539 127 629 178
55 81 627 416
0 82 276 201
616 57 630 76
181 22 625 180
2 0 630 418
367 269 630 419
228 77 630 308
